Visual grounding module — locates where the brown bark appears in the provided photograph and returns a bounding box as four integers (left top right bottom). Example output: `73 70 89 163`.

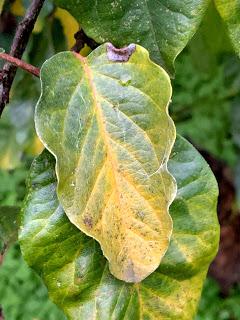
0 0 45 115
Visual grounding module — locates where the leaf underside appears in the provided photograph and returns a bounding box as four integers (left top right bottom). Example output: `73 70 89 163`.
35 44 177 282
54 0 209 75
19 135 220 320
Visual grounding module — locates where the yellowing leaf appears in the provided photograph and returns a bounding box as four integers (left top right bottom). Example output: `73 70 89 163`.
25 135 44 156
35 44 177 282
19 136 219 319
0 0 5 15
80 44 91 57
11 0 24 16
55 8 79 49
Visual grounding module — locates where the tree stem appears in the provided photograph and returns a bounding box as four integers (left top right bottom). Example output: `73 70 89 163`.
0 53 40 77
0 0 45 116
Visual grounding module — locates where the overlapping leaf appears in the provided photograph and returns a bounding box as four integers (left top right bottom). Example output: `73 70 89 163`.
54 0 209 75
35 44 176 282
19 135 219 319
215 0 240 57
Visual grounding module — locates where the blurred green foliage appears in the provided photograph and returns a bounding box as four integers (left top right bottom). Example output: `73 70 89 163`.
197 278 240 320
0 244 66 320
0 167 27 206
172 52 240 168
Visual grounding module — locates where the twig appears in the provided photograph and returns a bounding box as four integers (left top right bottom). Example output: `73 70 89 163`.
71 29 99 53
0 53 40 77
0 0 45 116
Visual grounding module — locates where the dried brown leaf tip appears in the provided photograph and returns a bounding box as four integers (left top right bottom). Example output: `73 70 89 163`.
107 43 136 62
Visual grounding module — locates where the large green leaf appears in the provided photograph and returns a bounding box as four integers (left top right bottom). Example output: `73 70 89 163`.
35 44 177 282
54 0 209 75
215 0 240 57
19 135 219 320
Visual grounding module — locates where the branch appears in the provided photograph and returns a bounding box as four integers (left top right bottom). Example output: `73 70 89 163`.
0 0 45 116
71 29 99 53
0 53 40 77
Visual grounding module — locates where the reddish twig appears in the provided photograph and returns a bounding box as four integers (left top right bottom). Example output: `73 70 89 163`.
0 0 45 116
0 53 40 77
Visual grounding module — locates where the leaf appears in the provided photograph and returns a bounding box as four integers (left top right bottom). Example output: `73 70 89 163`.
54 0 209 75
0 0 4 15
0 98 36 170
0 206 19 261
11 0 24 16
0 70 43 170
189 2 232 74
35 44 176 282
54 8 79 49
19 135 219 320
215 0 240 57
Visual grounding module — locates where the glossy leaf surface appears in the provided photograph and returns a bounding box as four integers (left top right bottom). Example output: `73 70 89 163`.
54 0 209 74
35 44 176 282
19 135 220 320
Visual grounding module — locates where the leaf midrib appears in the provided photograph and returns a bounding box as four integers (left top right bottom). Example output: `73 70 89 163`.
73 52 122 208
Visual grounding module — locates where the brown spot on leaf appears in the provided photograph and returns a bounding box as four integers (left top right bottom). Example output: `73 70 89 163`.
107 43 136 62
83 217 93 228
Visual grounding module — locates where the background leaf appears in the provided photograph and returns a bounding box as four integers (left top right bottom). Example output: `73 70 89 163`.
0 244 66 320
189 2 232 74
0 0 4 14
0 69 41 171
19 135 219 320
0 206 19 261
215 0 240 57
35 44 177 282
54 0 209 75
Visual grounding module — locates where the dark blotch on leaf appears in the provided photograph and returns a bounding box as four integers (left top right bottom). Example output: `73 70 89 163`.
83 217 93 228
107 43 136 62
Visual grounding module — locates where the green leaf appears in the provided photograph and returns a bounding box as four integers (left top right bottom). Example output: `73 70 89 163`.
0 72 41 170
54 0 209 75
0 0 5 15
215 0 240 57
0 100 34 169
19 135 219 320
35 44 177 283
0 206 19 260
189 2 232 74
